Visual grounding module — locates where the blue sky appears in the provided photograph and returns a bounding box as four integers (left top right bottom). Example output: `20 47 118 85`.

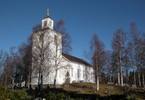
0 0 145 59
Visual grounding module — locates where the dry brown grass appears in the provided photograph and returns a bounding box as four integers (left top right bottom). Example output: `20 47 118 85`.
62 83 126 96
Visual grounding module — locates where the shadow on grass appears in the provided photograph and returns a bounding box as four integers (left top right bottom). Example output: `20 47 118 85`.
28 87 127 100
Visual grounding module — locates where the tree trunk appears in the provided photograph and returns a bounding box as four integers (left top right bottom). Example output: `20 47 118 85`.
41 74 43 86
118 72 120 85
11 77 14 89
126 69 128 85
142 73 144 87
95 70 97 83
4 75 7 86
53 69 58 87
96 73 99 91
29 70 32 89
113 75 115 84
120 66 124 86
133 71 136 87
138 72 141 87
25 80 27 88
38 70 41 85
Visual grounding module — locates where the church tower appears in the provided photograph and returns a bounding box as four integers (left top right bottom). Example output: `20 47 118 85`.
31 9 62 86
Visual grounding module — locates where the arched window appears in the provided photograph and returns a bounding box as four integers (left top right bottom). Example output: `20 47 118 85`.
77 68 80 80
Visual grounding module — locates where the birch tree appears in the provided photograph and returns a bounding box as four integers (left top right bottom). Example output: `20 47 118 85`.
130 22 143 87
91 34 106 91
1 47 18 87
53 19 72 86
54 19 72 54
32 30 53 88
18 36 32 87
0 50 7 84
112 29 125 86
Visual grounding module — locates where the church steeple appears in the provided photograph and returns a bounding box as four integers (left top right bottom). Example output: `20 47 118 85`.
41 8 54 29
46 8 49 17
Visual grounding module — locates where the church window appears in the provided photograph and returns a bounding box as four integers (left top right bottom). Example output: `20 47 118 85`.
77 68 80 79
49 21 52 27
44 21 47 27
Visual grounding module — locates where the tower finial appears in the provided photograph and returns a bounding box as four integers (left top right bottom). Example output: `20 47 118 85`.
46 8 49 17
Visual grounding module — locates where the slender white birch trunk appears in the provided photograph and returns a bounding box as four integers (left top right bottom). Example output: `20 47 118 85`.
138 72 141 87
120 66 124 86
142 73 144 87
97 73 99 91
118 72 120 85
133 71 136 87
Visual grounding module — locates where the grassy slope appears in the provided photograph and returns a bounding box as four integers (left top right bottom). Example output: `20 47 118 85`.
62 83 145 99
63 83 124 95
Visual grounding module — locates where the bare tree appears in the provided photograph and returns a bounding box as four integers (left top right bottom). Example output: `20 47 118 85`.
112 29 125 86
141 33 145 87
0 50 7 84
32 30 53 88
54 19 72 54
122 42 132 85
0 50 7 75
18 35 32 87
52 19 73 87
105 50 113 83
53 34 69 87
91 34 106 91
1 56 12 86
129 22 145 87
136 34 145 87
1 47 18 87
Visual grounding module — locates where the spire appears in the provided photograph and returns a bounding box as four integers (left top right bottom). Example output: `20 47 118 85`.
46 8 49 17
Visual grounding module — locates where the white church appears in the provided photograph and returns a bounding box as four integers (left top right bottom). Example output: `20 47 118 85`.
31 11 95 86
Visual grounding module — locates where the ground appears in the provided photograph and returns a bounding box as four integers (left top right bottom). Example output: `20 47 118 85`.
62 83 145 99
1 83 145 100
